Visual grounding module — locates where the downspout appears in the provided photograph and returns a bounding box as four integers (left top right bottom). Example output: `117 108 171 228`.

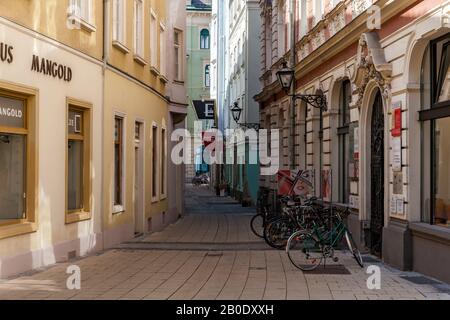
100 0 109 250
290 0 296 170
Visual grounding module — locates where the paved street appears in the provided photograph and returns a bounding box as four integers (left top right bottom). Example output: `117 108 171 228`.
0 186 449 300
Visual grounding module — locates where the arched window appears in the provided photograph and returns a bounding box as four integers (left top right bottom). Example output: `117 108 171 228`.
200 29 210 49
205 65 210 87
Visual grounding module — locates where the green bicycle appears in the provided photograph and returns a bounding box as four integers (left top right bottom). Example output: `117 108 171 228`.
286 207 364 271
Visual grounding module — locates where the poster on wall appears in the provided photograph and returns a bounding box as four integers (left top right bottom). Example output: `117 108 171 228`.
392 137 402 172
277 170 315 197
354 127 359 160
322 169 332 202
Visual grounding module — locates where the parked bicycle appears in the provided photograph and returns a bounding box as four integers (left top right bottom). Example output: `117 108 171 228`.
250 188 276 238
286 206 364 271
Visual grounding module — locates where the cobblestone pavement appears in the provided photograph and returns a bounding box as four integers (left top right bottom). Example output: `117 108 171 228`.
0 185 449 300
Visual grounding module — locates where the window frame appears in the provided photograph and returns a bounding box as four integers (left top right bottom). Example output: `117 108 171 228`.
150 10 159 72
160 127 167 199
69 0 96 33
0 81 38 240
200 29 210 50
204 64 211 88
133 0 145 62
160 22 167 78
151 123 159 202
419 33 450 227
113 114 126 214
174 28 183 82
66 98 92 224
112 0 127 49
338 80 351 204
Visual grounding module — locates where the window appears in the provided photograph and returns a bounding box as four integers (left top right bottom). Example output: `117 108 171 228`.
161 128 166 197
160 23 166 77
70 0 91 22
114 116 124 211
205 64 210 88
134 0 144 58
0 96 27 223
420 33 450 228
338 80 351 203
67 101 91 223
150 12 158 69
200 29 210 49
174 30 183 81
113 0 126 44
152 125 158 199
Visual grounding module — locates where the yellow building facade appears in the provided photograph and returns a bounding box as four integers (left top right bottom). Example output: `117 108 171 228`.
0 0 186 277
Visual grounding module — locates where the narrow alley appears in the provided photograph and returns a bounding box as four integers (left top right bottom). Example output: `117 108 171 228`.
0 186 449 300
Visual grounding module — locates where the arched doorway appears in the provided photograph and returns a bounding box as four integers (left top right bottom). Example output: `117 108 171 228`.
370 90 385 257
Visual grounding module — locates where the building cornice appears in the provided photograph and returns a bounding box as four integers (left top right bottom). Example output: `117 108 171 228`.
255 0 418 103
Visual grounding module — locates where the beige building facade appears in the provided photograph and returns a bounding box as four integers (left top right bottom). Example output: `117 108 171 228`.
256 0 450 283
0 0 187 278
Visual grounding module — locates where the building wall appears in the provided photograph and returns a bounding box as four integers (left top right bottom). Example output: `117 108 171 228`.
0 0 103 60
0 12 103 277
256 0 450 283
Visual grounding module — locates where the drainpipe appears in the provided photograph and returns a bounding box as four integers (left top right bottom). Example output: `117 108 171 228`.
100 0 110 251
289 0 296 170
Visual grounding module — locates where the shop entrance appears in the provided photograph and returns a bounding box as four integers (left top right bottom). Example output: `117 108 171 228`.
370 91 385 257
134 122 144 236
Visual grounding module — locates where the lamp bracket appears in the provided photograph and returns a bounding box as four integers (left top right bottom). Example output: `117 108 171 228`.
292 94 328 111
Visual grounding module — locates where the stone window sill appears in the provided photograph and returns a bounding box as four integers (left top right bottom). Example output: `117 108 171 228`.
112 41 130 54
66 211 92 224
68 16 97 33
133 55 148 66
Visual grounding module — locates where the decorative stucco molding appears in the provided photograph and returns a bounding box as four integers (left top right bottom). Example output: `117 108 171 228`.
352 32 392 109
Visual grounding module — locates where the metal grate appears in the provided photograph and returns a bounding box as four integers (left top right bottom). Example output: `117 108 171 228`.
304 265 351 275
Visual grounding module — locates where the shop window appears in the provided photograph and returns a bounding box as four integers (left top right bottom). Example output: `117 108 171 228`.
420 33 450 228
0 87 37 239
200 29 210 49
67 101 91 223
0 97 26 222
338 80 351 203
152 124 158 200
114 116 124 212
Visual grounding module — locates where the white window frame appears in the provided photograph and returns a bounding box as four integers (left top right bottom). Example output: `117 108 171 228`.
150 9 159 71
113 112 126 214
112 0 127 48
159 22 167 78
174 29 183 81
69 0 96 32
133 0 145 60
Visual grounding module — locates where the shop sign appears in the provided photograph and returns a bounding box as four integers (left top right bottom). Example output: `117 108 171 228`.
0 96 25 128
0 42 14 64
349 195 359 209
68 110 82 134
391 101 402 137
193 100 215 120
31 55 72 82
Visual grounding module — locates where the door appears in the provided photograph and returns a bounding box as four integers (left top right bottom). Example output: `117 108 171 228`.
134 122 144 235
370 91 385 257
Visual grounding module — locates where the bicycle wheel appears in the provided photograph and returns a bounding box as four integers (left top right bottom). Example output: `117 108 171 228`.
286 230 322 271
250 214 264 238
344 231 364 268
264 218 292 250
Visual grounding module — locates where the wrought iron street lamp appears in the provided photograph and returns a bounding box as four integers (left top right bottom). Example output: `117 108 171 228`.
230 102 260 131
276 61 328 112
